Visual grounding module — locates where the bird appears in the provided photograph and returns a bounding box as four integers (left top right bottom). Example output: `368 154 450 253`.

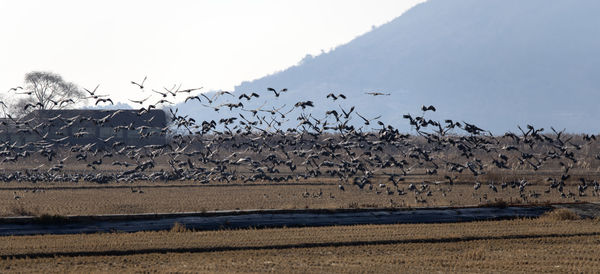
156 99 173 105
131 76 147 89
210 90 235 102
339 105 355 119
23 102 44 111
185 95 202 103
365 92 390 96
7 86 23 92
95 98 114 105
85 84 100 96
421 105 436 112
57 99 75 107
239 93 260 101
294 101 314 109
200 93 213 104
355 112 381 126
176 87 203 94
129 96 152 105
152 89 169 98
326 93 346 101
268 88 288 97
84 85 109 99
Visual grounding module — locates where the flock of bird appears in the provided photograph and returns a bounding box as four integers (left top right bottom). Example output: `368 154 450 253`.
1 80 600 204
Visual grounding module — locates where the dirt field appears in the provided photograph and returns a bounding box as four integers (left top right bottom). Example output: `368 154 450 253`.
1 180 599 216
0 213 598 273
0 169 598 272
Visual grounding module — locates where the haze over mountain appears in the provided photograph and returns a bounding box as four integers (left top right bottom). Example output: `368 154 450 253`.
178 0 600 133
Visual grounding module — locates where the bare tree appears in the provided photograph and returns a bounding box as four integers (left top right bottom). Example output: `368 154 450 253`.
9 71 86 117
0 94 8 117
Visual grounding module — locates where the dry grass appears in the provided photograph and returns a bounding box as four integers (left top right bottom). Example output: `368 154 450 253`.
7 203 38 216
541 208 581 221
0 217 599 272
0 181 598 217
169 222 190 233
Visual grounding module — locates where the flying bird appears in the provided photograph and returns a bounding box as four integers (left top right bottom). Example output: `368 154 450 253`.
23 102 44 111
7 86 23 92
365 92 390 96
355 112 381 126
268 88 288 97
95 98 114 105
131 76 147 89
421 105 436 112
185 95 202 103
294 101 314 109
326 93 346 100
128 96 152 105
239 92 260 101
200 93 213 104
176 87 203 94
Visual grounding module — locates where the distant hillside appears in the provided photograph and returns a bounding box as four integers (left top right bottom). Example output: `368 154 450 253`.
179 0 600 133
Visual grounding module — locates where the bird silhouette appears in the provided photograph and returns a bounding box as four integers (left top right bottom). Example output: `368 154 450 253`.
131 76 147 89
129 96 152 105
95 98 114 105
268 88 288 97
365 92 390 96
326 93 347 101
239 92 260 101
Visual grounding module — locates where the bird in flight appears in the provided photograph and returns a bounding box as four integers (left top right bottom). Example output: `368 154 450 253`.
268 88 288 97
177 87 203 94
95 98 114 105
128 96 152 105
326 93 346 101
184 95 202 103
7 86 23 92
23 102 44 111
152 89 169 98
294 100 314 109
239 92 260 101
365 92 390 96
84 85 109 99
421 105 436 112
211 90 235 102
355 112 381 126
16 91 34 96
131 76 147 89
200 93 213 104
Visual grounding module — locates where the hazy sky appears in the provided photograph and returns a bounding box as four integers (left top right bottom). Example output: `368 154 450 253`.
0 0 424 103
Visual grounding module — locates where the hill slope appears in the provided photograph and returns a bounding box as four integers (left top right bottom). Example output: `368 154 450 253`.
225 0 600 133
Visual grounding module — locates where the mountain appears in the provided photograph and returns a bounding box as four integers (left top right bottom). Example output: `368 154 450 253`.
179 0 600 133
